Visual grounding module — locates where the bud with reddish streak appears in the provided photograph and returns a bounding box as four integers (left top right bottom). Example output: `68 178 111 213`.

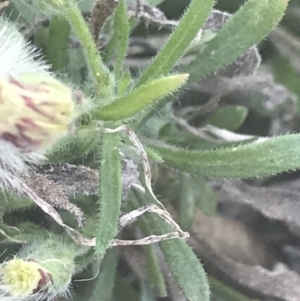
0 74 75 152
0 19 82 193
0 235 86 301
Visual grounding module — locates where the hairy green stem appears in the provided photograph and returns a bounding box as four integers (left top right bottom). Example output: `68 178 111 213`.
65 5 113 98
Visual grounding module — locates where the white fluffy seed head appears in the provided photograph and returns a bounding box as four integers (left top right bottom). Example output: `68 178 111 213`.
0 20 51 78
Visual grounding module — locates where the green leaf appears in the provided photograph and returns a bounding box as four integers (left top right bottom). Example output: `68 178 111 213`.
145 147 164 163
184 0 290 82
132 191 210 301
147 134 300 178
0 221 26 243
193 176 217 216
89 249 118 301
47 126 98 163
113 0 130 79
136 0 214 86
94 74 188 121
145 0 166 6
34 27 49 55
160 240 209 301
78 0 95 10
203 105 248 132
209 276 254 301
9 1 36 21
65 4 113 97
271 56 300 113
178 172 196 231
144 245 167 296
114 276 140 301
102 16 120 64
118 70 132 95
0 191 34 212
46 15 70 72
68 47 86 86
96 131 122 257
158 122 218 150
140 281 157 301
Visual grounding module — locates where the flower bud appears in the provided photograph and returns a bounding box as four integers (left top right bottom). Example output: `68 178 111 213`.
0 73 76 152
0 20 83 194
0 236 82 300
0 259 51 298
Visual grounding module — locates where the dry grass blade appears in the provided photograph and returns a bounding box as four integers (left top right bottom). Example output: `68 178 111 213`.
111 203 188 247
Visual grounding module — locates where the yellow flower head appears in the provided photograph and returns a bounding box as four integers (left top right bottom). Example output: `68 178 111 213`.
0 73 76 152
0 259 51 298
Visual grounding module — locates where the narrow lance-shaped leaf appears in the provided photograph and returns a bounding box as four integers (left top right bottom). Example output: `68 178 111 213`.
132 191 210 301
136 0 214 86
203 105 248 132
89 249 118 301
94 74 188 121
193 175 217 216
160 240 209 301
209 276 254 301
68 47 86 86
144 245 167 296
47 126 98 163
96 131 122 257
64 4 114 97
178 172 196 231
113 0 130 79
114 276 140 301
140 282 157 301
147 134 300 178
184 0 290 82
118 70 132 95
0 191 34 212
46 15 70 72
25 0 106 87
35 27 49 57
